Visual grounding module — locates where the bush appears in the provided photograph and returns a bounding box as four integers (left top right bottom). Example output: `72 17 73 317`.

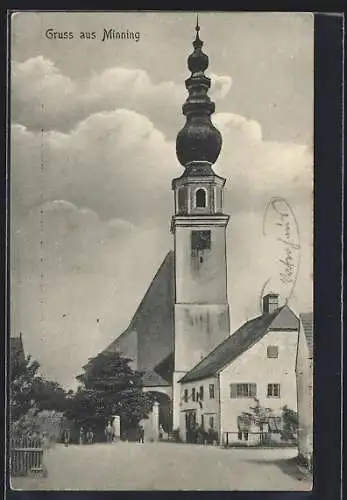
207 428 219 444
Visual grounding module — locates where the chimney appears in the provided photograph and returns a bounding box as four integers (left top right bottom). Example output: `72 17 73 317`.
262 293 279 314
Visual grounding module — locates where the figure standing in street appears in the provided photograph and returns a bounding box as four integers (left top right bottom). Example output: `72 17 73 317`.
138 425 144 443
79 426 84 445
87 428 94 444
63 429 70 447
105 422 114 443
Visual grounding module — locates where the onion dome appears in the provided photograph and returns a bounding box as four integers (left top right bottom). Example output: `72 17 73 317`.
176 17 222 167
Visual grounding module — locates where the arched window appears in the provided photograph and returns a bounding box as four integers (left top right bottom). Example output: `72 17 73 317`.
196 188 206 208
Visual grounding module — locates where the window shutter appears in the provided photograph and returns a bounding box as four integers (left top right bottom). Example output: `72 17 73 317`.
250 383 257 397
230 384 237 398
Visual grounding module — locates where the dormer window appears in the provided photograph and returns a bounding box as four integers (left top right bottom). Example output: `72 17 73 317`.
195 188 206 208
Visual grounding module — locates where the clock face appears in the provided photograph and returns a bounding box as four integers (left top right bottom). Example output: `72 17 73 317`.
191 230 211 251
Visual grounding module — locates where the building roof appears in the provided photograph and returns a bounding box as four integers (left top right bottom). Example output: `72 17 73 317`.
141 370 171 387
10 334 25 366
300 312 313 359
180 305 299 383
103 251 175 374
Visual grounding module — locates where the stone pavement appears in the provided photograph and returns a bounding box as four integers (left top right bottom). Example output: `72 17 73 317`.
11 442 313 491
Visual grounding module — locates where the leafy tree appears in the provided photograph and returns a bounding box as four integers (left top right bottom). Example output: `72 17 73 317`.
10 354 41 423
65 351 153 434
10 353 69 430
281 405 298 441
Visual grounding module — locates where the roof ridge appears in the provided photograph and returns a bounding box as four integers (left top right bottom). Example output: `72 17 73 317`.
180 305 293 383
127 250 174 330
105 251 174 350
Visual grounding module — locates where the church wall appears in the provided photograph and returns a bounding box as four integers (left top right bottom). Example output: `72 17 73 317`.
137 253 175 371
175 225 228 305
172 303 229 432
174 304 230 373
143 386 172 398
219 329 299 441
112 329 138 370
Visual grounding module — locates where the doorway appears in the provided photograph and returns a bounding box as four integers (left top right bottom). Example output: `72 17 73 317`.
185 410 197 443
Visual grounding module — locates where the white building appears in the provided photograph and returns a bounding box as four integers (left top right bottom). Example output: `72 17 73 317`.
296 312 313 461
179 295 300 445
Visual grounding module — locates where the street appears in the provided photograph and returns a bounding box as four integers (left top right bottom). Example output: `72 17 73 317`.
11 442 312 491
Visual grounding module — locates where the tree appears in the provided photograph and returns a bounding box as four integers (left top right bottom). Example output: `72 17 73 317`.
10 353 70 431
281 405 298 441
65 351 153 434
10 354 41 423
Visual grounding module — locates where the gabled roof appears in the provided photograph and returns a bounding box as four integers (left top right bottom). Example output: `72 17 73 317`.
300 312 313 359
141 370 171 387
103 251 175 372
180 305 299 383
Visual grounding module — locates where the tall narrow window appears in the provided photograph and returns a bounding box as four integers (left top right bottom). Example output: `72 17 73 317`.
209 384 215 399
199 386 204 401
196 188 206 208
192 388 196 402
184 389 188 403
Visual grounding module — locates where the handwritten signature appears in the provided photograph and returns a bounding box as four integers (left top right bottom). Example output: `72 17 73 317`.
260 197 301 309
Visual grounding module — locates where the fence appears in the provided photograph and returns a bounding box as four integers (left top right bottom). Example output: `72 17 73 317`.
222 431 297 448
10 436 46 477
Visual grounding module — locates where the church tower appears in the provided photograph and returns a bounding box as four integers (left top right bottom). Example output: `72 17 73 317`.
171 20 230 429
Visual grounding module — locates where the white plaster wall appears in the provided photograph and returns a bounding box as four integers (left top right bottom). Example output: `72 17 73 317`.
143 386 172 399
175 224 228 304
174 303 230 372
296 325 313 458
220 329 299 438
179 376 220 441
172 371 185 431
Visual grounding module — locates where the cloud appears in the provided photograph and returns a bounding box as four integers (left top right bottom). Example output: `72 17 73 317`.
12 57 233 138
11 109 176 221
11 57 313 387
210 74 233 100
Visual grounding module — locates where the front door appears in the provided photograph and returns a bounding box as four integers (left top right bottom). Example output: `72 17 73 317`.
185 411 197 443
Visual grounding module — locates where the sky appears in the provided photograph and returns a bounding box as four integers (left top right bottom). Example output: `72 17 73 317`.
10 11 314 389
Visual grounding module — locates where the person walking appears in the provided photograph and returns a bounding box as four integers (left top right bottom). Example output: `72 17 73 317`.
87 428 94 444
79 426 84 445
138 425 144 443
105 422 114 443
63 429 70 447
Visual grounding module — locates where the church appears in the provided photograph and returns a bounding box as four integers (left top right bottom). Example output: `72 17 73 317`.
103 21 301 443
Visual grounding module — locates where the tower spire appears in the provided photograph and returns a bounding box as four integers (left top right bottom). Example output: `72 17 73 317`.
176 16 222 168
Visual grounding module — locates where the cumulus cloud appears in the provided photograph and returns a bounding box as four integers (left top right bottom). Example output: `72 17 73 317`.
210 74 233 100
11 56 312 387
11 109 176 221
12 57 233 138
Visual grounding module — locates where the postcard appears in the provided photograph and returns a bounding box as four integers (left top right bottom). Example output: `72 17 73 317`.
9 11 314 491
